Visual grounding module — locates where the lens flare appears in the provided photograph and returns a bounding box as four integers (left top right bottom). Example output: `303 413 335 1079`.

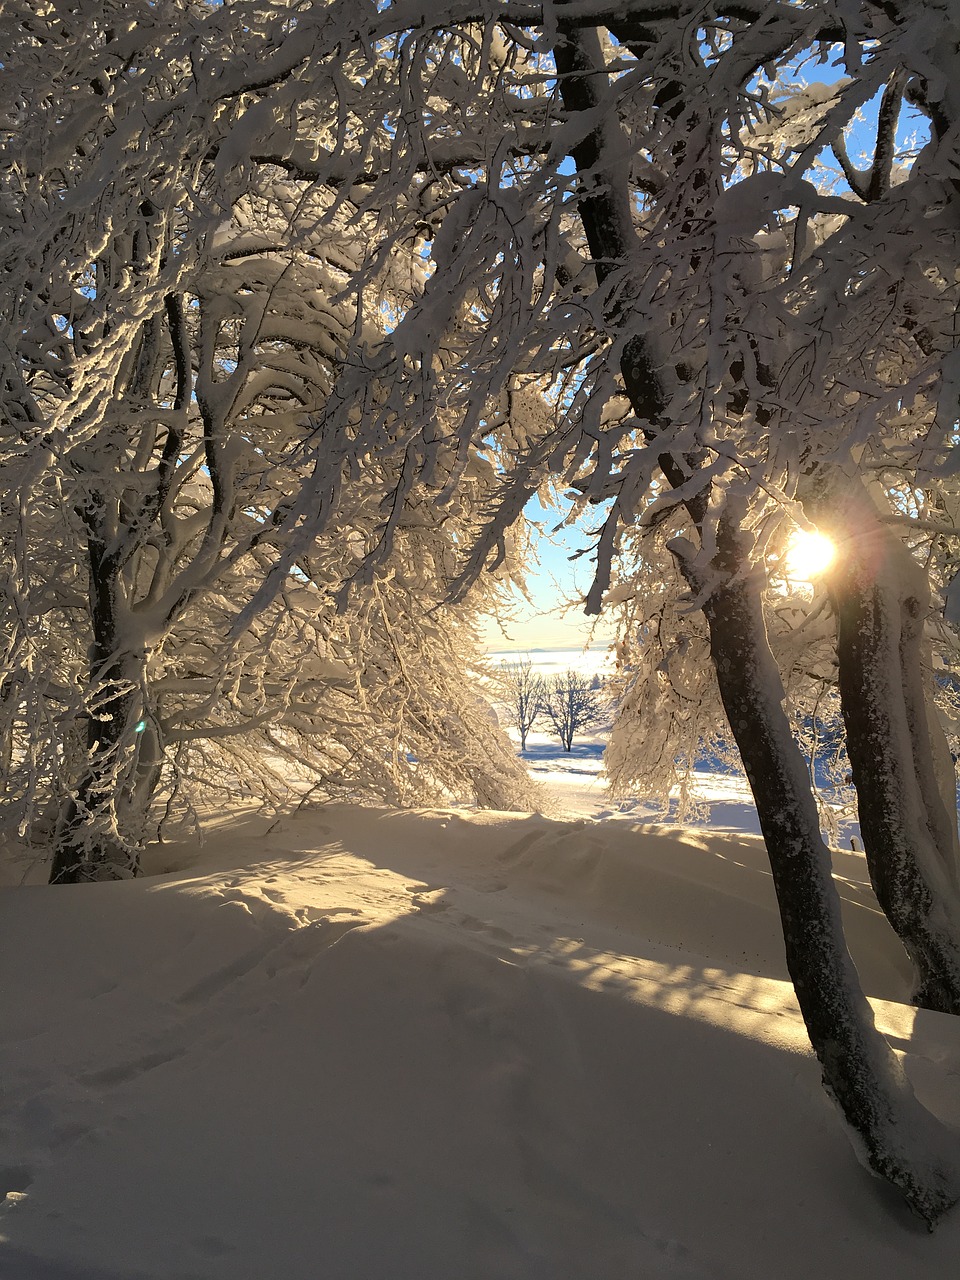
785 529 835 582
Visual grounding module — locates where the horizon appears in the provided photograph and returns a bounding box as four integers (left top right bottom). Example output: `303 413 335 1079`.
484 644 615 680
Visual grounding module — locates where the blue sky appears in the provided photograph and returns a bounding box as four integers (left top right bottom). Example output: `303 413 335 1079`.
480 495 616 651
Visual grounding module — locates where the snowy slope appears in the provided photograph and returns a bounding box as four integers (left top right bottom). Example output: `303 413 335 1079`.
2 803 960 1279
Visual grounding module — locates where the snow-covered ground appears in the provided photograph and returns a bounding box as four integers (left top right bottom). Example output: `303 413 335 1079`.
486 647 615 683
518 729 764 831
2 743 958 1278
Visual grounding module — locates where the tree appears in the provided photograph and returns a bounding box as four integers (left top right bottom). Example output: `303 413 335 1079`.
5 0 960 1224
543 669 606 751
314 1 960 1222
542 15 960 1220
0 2 540 878
498 659 546 750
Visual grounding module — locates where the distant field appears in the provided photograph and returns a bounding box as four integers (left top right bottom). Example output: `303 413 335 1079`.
485 646 614 680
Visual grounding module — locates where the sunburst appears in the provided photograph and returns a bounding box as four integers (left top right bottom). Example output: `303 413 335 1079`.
785 529 835 582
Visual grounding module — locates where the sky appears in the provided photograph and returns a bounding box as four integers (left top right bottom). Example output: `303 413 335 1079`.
479 495 617 652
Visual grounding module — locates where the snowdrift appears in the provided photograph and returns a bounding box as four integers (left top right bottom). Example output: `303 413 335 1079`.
2 805 960 1279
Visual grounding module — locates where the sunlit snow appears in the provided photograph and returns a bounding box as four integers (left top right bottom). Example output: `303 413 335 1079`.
1 732 957 1279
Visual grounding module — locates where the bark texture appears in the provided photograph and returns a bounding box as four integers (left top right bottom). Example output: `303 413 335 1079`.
674 524 960 1224
807 468 960 1012
49 521 148 884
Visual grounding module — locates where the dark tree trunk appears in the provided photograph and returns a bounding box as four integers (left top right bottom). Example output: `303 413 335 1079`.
50 664 141 884
675 525 960 1225
834 578 960 1012
809 472 960 1012
50 520 150 884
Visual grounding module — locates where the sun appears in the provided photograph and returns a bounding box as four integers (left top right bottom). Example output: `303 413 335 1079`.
785 528 836 582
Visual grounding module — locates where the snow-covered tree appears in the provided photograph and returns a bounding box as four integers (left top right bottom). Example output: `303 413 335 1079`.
0 3 540 880
286 0 960 1223
5 0 960 1224
543 669 606 751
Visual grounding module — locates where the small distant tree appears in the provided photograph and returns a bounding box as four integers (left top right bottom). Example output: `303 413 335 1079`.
543 670 606 753
499 660 546 752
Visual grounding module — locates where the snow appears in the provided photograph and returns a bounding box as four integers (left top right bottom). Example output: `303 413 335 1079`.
518 729 765 831
487 648 614 681
2 759 960 1277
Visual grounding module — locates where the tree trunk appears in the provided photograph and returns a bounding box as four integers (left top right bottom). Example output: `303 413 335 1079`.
676 525 960 1225
49 524 152 884
808 468 960 1012
555 22 960 1222
50 663 143 884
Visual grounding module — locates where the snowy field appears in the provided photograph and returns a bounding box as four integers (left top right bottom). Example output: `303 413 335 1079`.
2 744 959 1278
518 728 763 831
518 728 861 846
486 647 615 683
